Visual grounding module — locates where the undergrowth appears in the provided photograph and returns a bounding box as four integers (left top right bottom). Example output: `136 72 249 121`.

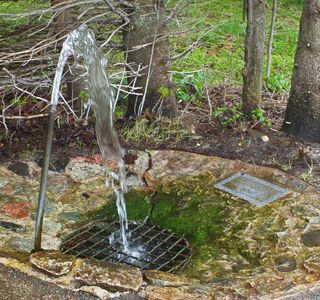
0 0 303 110
170 0 302 100
122 117 190 145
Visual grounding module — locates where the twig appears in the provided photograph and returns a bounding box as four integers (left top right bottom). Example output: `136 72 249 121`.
165 0 191 21
104 0 130 24
204 69 213 122
0 113 49 120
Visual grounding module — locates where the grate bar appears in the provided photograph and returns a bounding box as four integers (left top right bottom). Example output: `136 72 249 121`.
62 224 112 255
60 220 191 273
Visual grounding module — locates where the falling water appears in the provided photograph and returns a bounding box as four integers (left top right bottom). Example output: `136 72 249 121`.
51 25 128 249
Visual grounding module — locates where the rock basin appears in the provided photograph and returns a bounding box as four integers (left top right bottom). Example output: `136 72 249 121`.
0 150 319 299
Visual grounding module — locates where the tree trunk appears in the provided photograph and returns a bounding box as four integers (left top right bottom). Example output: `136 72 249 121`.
282 0 320 142
51 0 85 114
51 0 72 39
266 0 277 78
123 0 176 117
242 0 267 118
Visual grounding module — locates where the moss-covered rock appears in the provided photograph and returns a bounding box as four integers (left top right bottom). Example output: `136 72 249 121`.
30 250 74 276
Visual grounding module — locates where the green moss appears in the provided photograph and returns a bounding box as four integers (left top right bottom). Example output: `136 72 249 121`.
83 173 292 280
85 189 151 223
125 190 151 220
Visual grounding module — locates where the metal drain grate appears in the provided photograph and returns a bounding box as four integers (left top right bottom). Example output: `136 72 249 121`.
60 220 191 273
214 172 289 206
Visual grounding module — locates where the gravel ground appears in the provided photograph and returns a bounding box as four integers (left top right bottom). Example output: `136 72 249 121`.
0 263 98 300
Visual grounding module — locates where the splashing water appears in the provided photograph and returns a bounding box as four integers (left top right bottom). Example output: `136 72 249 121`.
51 25 128 249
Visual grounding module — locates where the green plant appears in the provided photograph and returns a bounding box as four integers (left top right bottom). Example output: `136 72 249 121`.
299 160 314 182
158 86 170 98
114 106 124 119
213 104 243 126
79 91 89 103
299 171 313 182
251 108 271 127
266 73 290 92
281 161 292 171
11 96 28 107
173 70 206 102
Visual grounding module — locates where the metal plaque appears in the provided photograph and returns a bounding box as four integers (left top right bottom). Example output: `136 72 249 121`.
214 172 289 206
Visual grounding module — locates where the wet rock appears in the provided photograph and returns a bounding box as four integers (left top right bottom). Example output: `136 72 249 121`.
79 285 143 300
304 255 320 273
145 286 210 300
78 285 122 300
47 174 72 196
8 237 33 252
301 230 320 247
0 201 30 219
143 270 193 287
65 160 104 182
292 181 308 191
59 211 83 224
230 161 245 170
208 278 234 286
0 248 30 262
126 151 150 181
0 178 9 189
275 256 297 272
0 221 24 232
30 250 74 276
126 172 144 187
42 158 68 173
8 161 30 177
75 259 143 292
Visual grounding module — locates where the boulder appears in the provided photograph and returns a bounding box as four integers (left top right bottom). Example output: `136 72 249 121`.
30 250 74 276
75 259 143 292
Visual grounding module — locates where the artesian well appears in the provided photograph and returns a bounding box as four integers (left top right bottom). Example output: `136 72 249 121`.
0 150 320 299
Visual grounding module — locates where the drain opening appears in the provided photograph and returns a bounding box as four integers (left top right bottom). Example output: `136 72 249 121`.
60 220 191 273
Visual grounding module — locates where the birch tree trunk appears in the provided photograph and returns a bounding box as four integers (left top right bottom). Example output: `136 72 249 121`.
242 0 267 118
282 0 320 142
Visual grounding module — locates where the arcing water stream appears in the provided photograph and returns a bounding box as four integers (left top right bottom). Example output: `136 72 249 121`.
51 25 129 250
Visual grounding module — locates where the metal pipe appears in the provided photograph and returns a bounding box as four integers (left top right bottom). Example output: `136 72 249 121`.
33 105 56 251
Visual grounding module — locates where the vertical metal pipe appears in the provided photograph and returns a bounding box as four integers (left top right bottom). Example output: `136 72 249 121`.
34 105 56 251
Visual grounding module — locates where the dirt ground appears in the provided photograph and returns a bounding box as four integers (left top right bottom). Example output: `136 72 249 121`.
0 86 319 190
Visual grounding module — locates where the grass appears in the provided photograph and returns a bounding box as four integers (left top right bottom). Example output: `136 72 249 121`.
170 0 302 97
122 116 190 145
0 0 48 35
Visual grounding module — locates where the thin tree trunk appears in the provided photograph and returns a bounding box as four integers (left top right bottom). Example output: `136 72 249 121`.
51 0 85 113
123 0 176 117
242 0 267 118
243 0 247 22
282 0 320 142
266 0 277 78
51 0 72 39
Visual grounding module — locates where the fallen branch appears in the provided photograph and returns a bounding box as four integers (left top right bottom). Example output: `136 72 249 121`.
0 113 49 120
